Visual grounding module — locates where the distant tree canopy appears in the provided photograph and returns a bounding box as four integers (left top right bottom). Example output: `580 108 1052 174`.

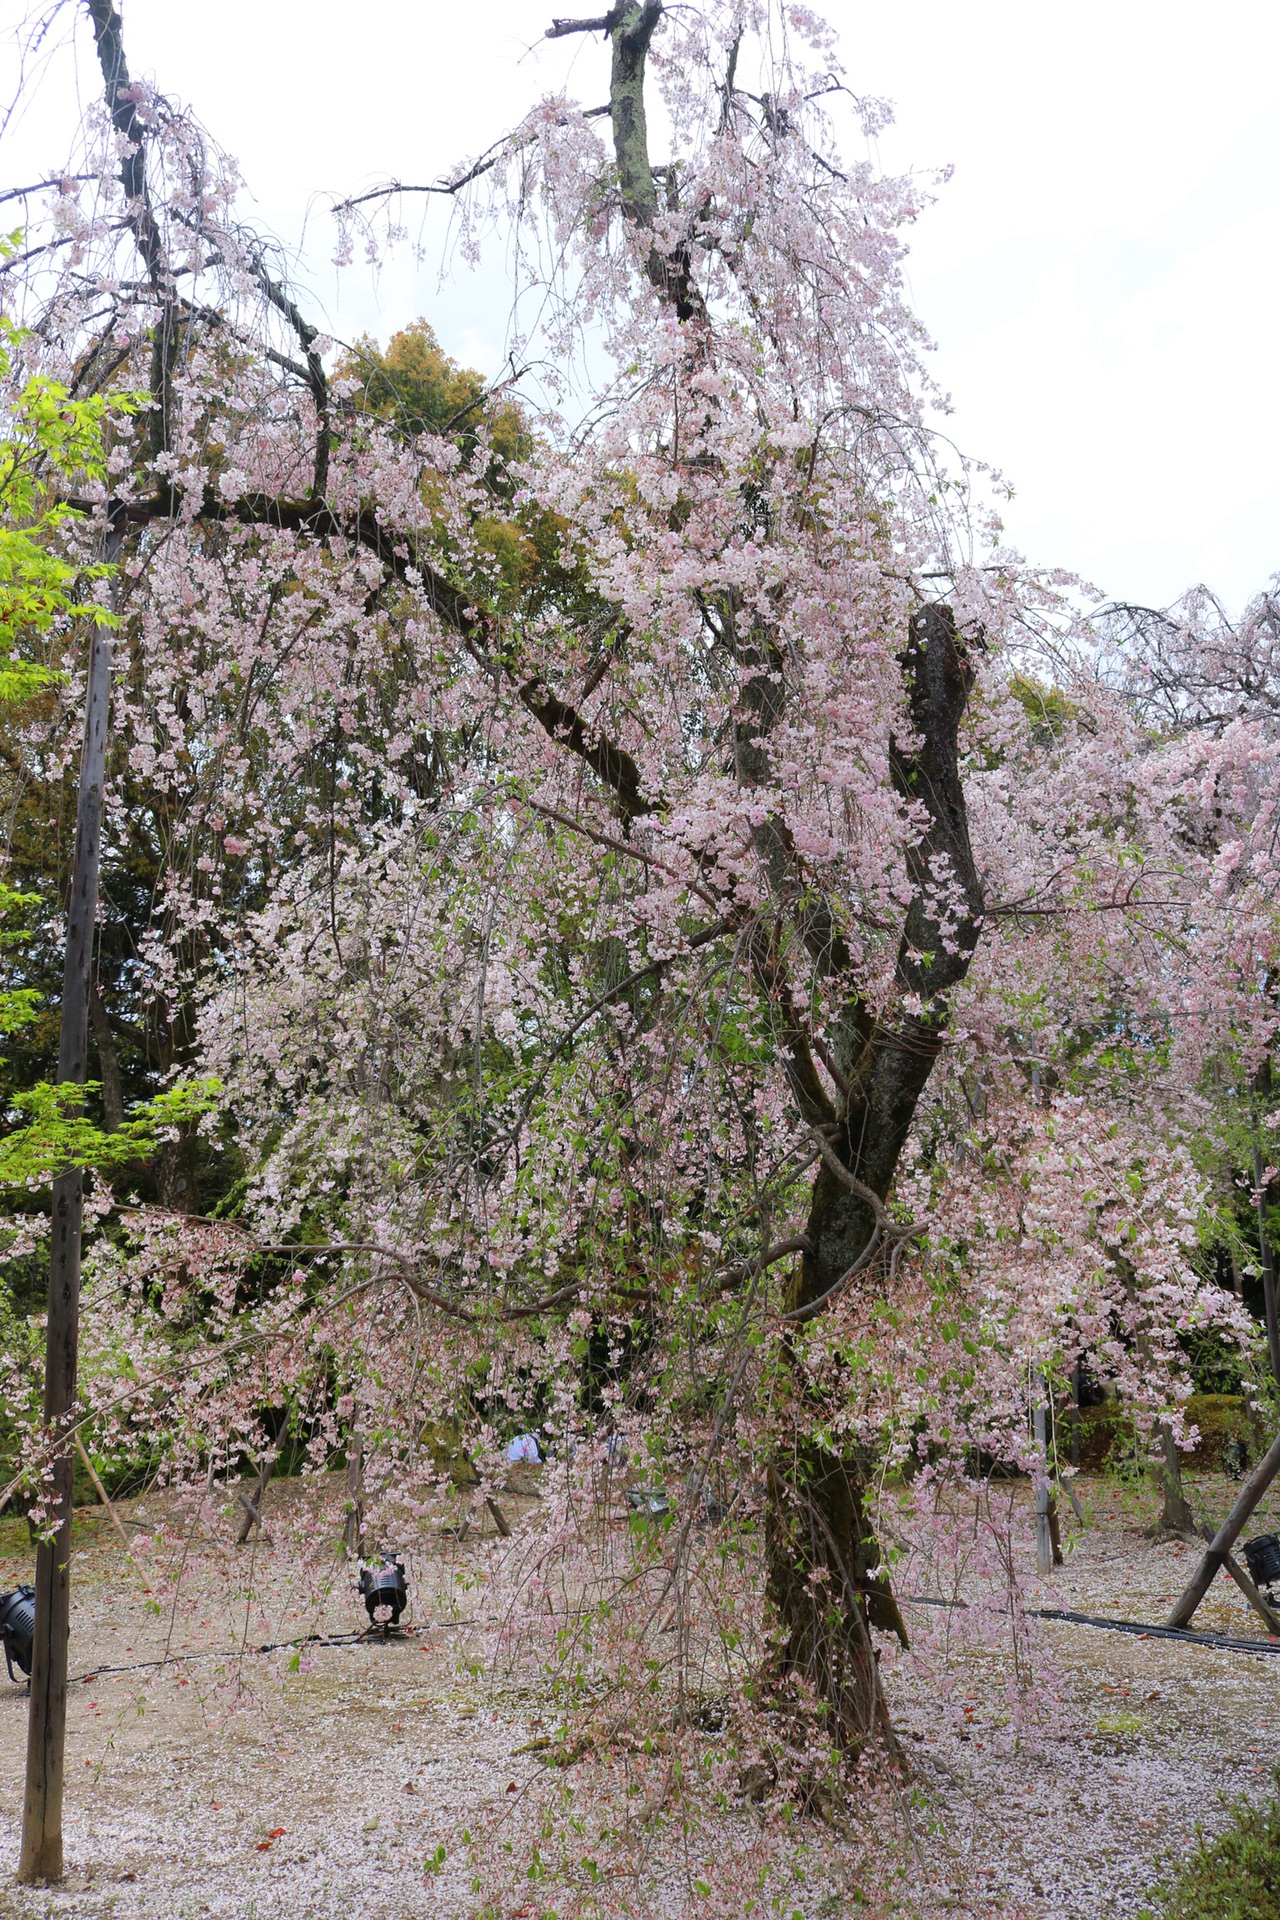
338 317 528 465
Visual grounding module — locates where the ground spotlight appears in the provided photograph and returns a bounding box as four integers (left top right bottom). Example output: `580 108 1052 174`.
359 1553 407 1631
0 1585 36 1683
1243 1533 1280 1595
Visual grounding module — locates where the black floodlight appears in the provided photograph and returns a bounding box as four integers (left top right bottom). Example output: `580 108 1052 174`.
359 1554 407 1630
1243 1533 1280 1594
0 1585 36 1682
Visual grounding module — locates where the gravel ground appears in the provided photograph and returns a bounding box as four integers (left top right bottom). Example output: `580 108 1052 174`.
891 1472 1280 1916
0 1470 1274 1919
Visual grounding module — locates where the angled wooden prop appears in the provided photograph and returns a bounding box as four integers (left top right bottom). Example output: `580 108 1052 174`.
1166 1428 1280 1630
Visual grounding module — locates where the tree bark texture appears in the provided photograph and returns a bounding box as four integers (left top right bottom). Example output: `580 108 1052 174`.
19 509 124 1884
1155 1420 1197 1535
86 982 123 1132
766 607 984 1749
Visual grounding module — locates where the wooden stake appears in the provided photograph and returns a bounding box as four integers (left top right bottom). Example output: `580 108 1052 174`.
1047 1496 1064 1567
485 1497 512 1538
1033 1398 1054 1576
342 1425 363 1559
236 1451 277 1544
71 1432 131 1559
1167 1428 1280 1628
19 508 124 1887
1252 1062 1280 1386
1056 1470 1086 1527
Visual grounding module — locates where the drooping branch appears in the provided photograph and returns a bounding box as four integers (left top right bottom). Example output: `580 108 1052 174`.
747 918 837 1132
0 177 96 207
62 474 660 824
527 800 707 897
66 488 479 636
332 110 611 216
85 3 659 828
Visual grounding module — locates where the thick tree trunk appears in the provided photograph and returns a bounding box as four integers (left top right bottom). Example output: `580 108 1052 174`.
764 1451 898 1750
765 607 984 1753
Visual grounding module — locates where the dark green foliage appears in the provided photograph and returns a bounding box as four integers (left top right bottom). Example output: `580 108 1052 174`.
1073 1395 1259 1473
1184 1325 1253 1398
1146 1775 1280 1919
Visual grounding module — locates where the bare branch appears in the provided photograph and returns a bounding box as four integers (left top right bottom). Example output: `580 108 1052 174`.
0 176 95 207
526 798 710 901
333 109 610 215
546 11 622 37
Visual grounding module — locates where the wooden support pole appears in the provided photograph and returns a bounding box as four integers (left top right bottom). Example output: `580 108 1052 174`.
71 1432 131 1560
485 1497 512 1538
1047 1497 1064 1567
1033 1396 1054 1576
1254 1139 1280 1386
236 1451 277 1544
19 509 123 1887
1167 1428 1280 1628
342 1425 363 1559
1056 1469 1086 1527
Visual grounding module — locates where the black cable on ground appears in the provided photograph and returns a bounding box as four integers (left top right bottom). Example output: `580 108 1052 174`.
905 1593 1280 1657
1033 1604 1280 1656
37 1597 1280 1690
66 1624 427 1685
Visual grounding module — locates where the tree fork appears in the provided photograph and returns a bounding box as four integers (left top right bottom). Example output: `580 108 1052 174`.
19 505 125 1884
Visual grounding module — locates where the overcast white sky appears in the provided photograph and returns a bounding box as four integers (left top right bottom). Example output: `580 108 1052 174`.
4 0 1279 615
